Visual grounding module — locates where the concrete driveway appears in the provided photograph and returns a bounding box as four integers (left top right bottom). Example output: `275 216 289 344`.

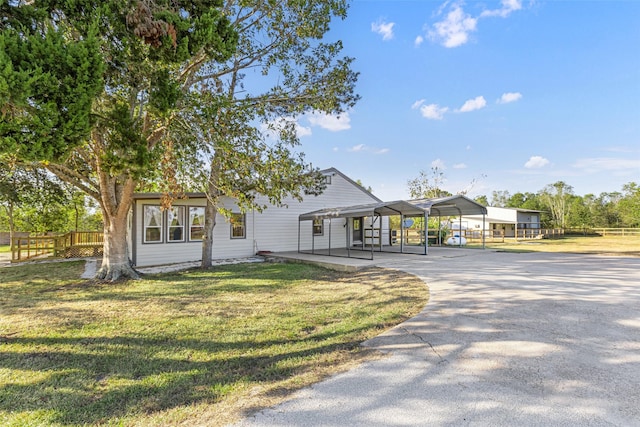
235 250 640 426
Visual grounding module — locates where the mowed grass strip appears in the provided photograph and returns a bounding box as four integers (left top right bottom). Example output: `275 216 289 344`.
0 261 428 426
469 235 640 256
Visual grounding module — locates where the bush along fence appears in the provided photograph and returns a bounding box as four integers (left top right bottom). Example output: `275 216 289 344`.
11 231 104 262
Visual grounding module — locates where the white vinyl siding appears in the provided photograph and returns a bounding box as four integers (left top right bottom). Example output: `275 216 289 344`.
133 198 254 267
253 172 380 253
131 170 381 267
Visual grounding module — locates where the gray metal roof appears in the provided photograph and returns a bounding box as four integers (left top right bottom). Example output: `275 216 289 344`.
299 195 487 221
409 195 488 216
299 200 427 221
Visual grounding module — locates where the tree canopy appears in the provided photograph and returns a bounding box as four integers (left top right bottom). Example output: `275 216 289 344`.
1 0 238 280
161 0 360 267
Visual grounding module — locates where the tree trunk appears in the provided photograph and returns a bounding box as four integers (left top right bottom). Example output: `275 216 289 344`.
96 206 139 281
94 171 139 281
7 202 15 249
201 154 221 269
201 198 218 268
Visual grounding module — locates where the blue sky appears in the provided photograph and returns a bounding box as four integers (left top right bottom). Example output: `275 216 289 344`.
290 0 640 201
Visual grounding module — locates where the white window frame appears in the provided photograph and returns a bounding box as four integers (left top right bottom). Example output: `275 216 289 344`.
189 207 205 241
313 219 323 236
230 213 246 239
167 206 186 243
143 205 163 243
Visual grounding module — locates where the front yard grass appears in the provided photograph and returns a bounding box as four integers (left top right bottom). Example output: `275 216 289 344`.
0 261 428 426
0 245 10 254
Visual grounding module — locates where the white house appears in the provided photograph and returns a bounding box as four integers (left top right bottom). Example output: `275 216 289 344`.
128 168 382 267
461 207 543 238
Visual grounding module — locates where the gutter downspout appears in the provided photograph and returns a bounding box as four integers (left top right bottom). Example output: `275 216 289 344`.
298 217 302 253
328 218 331 256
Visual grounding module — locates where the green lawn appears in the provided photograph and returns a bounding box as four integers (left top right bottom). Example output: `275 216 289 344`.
468 235 640 256
0 261 428 426
0 245 10 254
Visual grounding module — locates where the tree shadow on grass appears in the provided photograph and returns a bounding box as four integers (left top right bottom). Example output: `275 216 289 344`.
0 333 371 425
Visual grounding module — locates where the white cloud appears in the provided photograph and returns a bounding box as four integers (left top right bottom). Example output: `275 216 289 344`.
524 156 550 169
371 20 395 41
573 157 640 173
457 96 487 113
420 103 449 120
453 163 467 169
481 0 522 18
498 92 523 104
347 144 390 155
411 99 425 109
429 2 478 48
414 35 424 47
262 117 312 139
431 158 446 169
295 123 312 137
466 145 472 150
424 0 523 49
307 111 351 132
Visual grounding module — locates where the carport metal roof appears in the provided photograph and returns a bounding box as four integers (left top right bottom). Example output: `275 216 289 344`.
299 200 427 221
409 195 488 217
299 195 487 221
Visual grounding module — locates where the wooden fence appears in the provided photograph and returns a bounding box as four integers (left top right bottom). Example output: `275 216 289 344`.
391 228 566 246
11 231 104 262
565 228 640 236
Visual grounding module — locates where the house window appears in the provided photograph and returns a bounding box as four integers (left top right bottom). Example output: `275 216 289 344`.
324 175 332 185
189 207 205 241
143 205 163 243
230 213 246 239
167 206 185 242
313 219 323 236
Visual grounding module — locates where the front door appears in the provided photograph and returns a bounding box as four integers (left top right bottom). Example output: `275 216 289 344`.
353 217 363 244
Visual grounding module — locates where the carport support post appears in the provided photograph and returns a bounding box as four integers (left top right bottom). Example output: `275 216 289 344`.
424 211 429 255
400 214 404 254
482 214 486 249
370 209 375 260
346 218 350 258
297 219 301 253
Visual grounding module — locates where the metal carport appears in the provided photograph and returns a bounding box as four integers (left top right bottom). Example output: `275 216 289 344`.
298 195 487 260
298 200 429 259
409 195 488 247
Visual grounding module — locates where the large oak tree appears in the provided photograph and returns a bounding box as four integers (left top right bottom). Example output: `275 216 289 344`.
1 1 237 279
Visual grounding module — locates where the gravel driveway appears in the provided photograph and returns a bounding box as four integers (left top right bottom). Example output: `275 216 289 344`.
236 251 640 426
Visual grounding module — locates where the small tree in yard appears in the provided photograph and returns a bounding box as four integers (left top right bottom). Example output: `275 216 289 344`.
1 1 237 280
172 0 360 268
407 167 451 199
